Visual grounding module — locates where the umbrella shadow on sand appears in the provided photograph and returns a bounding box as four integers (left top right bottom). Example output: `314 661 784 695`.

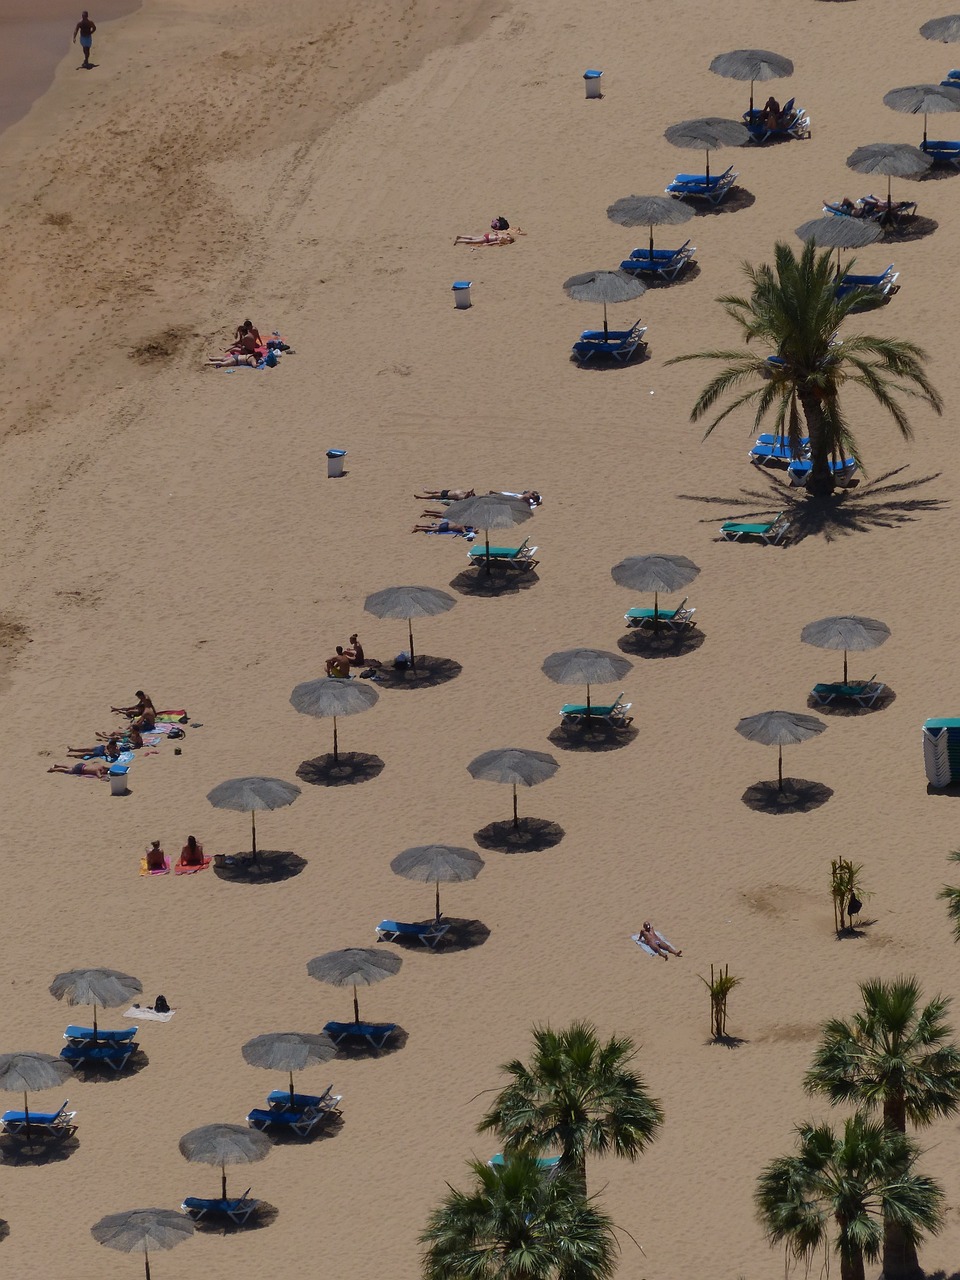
691 187 756 216
261 1112 345 1147
296 752 385 787
547 724 639 753
806 688 895 717
191 1201 279 1235
212 850 307 884
69 1049 150 1083
741 777 833 814
0 1132 80 1166
568 345 650 370
618 627 706 660
373 657 462 690
331 1027 409 1061
641 263 702 289
449 566 540 597
474 817 566 854
879 215 938 242
679 466 946 544
386 917 491 953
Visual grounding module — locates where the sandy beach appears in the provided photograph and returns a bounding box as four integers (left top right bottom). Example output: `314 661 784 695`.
3 0 960 1277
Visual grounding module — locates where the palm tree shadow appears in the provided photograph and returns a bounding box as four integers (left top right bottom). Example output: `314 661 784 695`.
678 465 947 543
835 916 877 940
707 1035 748 1049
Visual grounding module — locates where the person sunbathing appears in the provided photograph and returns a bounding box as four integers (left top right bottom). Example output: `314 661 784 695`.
131 704 156 731
209 352 258 367
640 921 682 960
325 648 351 678
145 840 166 871
411 519 475 535
48 760 110 778
67 735 121 761
489 489 542 507
96 726 142 749
414 488 475 501
454 230 522 246
178 835 205 868
833 196 879 219
344 634 365 666
113 691 155 719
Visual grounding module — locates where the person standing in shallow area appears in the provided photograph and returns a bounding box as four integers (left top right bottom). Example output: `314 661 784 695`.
73 11 97 68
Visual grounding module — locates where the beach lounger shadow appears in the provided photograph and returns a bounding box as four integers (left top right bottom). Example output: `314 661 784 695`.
618 627 705 660
473 816 566 854
741 777 833 814
184 1196 278 1234
247 1106 344 1144
323 1023 408 1059
688 187 756 217
377 916 490 952
212 849 307 884
371 656 462 690
296 751 385 787
807 681 892 716
0 1130 80 1166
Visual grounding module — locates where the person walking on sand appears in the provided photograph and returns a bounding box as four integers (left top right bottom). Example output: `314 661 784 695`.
73 11 96 68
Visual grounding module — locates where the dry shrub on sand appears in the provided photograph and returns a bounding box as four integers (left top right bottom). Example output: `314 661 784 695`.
129 326 193 364
43 211 73 228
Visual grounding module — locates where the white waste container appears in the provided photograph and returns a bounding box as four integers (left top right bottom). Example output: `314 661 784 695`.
584 69 603 98
109 765 129 796
452 280 472 309
326 449 347 478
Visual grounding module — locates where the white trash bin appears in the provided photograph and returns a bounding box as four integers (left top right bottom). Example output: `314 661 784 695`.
326 449 347 478
452 280 472 309
109 765 129 796
584 69 603 99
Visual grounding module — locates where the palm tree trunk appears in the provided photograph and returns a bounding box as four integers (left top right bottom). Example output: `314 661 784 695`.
798 388 836 497
840 1246 866 1280
882 1223 922 1280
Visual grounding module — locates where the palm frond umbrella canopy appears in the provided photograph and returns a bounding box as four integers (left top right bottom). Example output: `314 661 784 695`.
390 844 485 922
49 967 142 1039
800 614 891 682
664 116 750 181
846 142 932 206
736 709 826 792
363 585 455 674
610 553 700 633
883 83 960 144
442 493 532 572
605 194 693 259
178 1123 271 1201
206 775 300 857
306 947 401 1023
542 648 633 716
466 748 559 830
708 48 794 112
562 269 646 337
795 215 882 272
0 1051 73 1131
241 1031 337 1107
920 14 960 41
91 1208 194 1280
290 678 378 764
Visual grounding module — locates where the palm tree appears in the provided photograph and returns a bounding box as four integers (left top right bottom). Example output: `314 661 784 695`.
478 1022 663 1194
804 976 960 1278
420 1154 618 1280
937 850 960 942
667 240 943 496
756 1114 944 1280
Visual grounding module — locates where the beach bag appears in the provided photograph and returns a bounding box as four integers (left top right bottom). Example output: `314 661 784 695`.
154 994 170 1014
168 727 185 739
847 893 863 917
492 216 510 230
393 652 410 672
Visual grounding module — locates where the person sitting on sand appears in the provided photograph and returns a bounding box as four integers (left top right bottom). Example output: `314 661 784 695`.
344 634 365 666
454 230 523 246
48 760 110 778
232 319 263 351
97 725 142 748
179 835 204 867
640 921 682 961
414 487 475 501
145 840 166 871
325 648 351 678
67 734 121 761
131 703 156 731
411 519 476 535
113 691 155 719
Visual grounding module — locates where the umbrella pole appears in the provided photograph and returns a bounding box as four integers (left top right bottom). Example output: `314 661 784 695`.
778 746 784 793
705 148 711 183
512 783 520 831
435 880 441 923
221 1163 228 1201
92 1003 98 1041
289 1070 296 1105
843 650 848 683
23 1091 31 1144
484 531 492 575
144 1247 151 1280
653 590 661 636
251 810 258 857
352 983 360 1024
332 716 339 765
749 78 755 114
408 618 416 676
887 173 892 207
923 112 929 147
602 301 609 338
648 224 655 261
585 682 592 719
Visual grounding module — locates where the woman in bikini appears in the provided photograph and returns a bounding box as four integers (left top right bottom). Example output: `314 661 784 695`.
178 836 205 867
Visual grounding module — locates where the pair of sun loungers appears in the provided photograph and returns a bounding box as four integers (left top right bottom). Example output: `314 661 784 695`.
835 265 899 309
182 1189 259 1226
666 164 739 205
468 537 539 570
824 198 917 226
60 1025 138 1070
743 98 811 143
619 241 696 280
810 677 886 709
323 1020 397 1050
560 694 633 730
572 319 648 365
247 1086 343 1138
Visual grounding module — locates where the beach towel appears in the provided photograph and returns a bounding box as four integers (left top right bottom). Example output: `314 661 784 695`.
122 1004 176 1022
175 856 212 876
156 711 188 723
140 854 171 877
631 931 675 958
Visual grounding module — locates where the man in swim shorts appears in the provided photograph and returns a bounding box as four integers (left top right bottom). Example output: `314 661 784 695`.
73 11 97 68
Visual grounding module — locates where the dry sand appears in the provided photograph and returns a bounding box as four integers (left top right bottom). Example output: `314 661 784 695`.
2 0 960 1277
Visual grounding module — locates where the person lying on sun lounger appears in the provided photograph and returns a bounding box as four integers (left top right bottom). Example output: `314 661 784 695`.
66 735 121 761
832 196 880 218
414 488 475 501
489 489 542 507
48 760 110 779
639 921 682 960
411 520 476 536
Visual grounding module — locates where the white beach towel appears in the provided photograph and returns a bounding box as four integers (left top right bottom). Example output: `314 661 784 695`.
631 931 674 958
122 1005 176 1022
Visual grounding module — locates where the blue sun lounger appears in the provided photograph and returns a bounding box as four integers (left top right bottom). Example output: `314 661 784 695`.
247 1105 333 1138
60 1041 136 1070
744 98 811 143
787 457 857 487
468 538 539 569
666 166 737 204
572 319 647 365
488 1152 561 1172
376 919 450 948
266 1087 341 1114
836 267 899 307
719 514 790 544
64 1025 138 1046
620 241 695 279
324 1020 398 1049
1 1100 76 1136
922 138 960 166
182 1190 259 1225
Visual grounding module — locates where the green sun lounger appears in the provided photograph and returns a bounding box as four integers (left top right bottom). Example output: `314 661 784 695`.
560 695 633 729
468 538 539 569
719 513 790 544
